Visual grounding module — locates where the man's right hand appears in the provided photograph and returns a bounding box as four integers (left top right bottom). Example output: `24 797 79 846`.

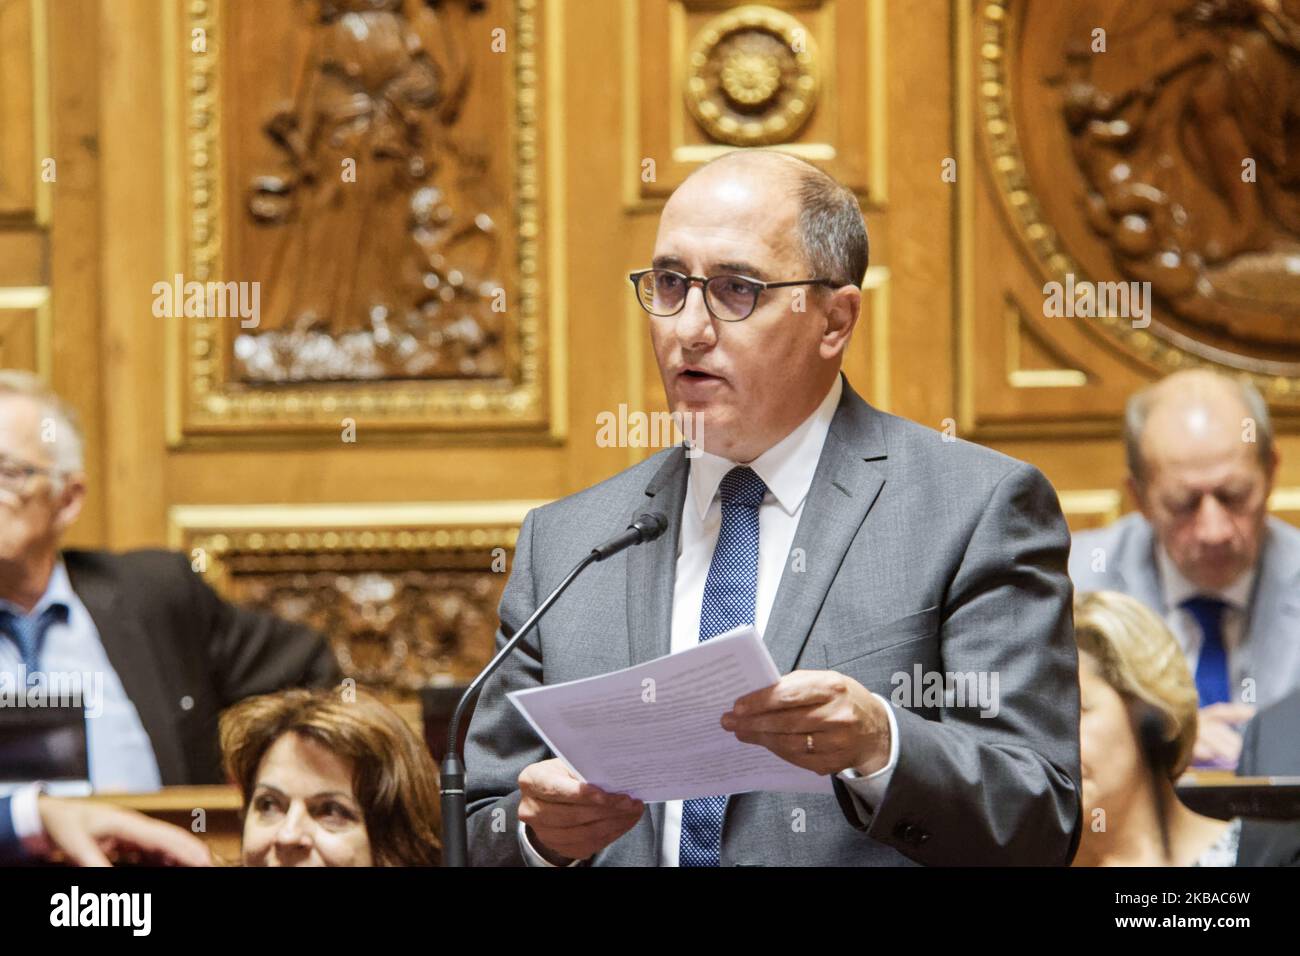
37 795 213 867
518 758 644 865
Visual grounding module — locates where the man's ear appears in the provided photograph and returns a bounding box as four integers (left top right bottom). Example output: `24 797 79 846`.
52 474 86 535
819 285 860 361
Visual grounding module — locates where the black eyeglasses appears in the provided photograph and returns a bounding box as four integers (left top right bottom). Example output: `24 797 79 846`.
628 269 838 322
0 454 56 495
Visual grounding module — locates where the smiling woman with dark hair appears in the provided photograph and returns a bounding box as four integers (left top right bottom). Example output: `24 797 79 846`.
220 688 440 867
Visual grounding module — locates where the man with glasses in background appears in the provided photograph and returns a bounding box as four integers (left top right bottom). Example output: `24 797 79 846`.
0 370 339 861
464 149 1081 866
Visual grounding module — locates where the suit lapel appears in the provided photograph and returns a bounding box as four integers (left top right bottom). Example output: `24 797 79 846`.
762 384 888 676
626 447 689 668
1116 518 1166 613
626 448 688 859
65 554 187 784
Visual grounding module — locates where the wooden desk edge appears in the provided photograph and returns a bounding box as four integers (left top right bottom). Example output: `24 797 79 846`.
77 785 244 813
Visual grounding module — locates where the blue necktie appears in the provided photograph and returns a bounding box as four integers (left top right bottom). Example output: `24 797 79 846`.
1181 596 1230 706
0 603 69 677
679 465 766 867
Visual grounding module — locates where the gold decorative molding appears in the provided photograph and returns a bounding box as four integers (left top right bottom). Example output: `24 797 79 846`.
1004 297 1088 389
1058 489 1122 531
168 500 547 692
0 286 51 375
164 0 561 444
167 500 546 555
862 265 891 410
623 0 885 210
684 4 820 147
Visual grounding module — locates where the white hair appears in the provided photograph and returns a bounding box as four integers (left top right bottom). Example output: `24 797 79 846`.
0 369 86 482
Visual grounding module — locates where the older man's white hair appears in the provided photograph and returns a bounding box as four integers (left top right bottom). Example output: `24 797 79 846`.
0 369 86 486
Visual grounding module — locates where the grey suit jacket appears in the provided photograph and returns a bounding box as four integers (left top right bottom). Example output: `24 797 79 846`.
1069 513 1300 711
465 379 1081 866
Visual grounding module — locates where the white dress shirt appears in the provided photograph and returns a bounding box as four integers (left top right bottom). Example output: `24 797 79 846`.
5 783 49 856
1155 546 1254 680
520 375 900 866
0 561 162 794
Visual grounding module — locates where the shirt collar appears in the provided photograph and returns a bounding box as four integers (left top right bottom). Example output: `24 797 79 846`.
1155 544 1255 612
0 560 73 620
688 375 842 520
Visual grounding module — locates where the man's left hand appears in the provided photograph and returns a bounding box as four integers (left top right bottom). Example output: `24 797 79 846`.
721 670 891 775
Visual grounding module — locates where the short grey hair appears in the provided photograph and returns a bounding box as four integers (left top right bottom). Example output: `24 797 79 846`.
789 161 870 289
0 369 86 479
1124 372 1273 484
694 150 870 289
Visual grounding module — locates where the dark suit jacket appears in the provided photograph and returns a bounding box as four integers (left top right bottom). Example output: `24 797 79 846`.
465 378 1081 866
0 795 19 861
63 549 341 785
1237 819 1300 866
1231 691 1300 864
1238 689 1300 776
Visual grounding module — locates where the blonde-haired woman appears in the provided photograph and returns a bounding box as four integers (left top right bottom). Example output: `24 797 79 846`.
1073 590 1300 867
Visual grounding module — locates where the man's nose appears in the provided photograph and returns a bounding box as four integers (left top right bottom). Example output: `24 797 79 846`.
1194 495 1234 546
672 284 717 351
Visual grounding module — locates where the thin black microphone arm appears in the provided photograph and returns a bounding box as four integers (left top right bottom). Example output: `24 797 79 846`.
439 511 668 867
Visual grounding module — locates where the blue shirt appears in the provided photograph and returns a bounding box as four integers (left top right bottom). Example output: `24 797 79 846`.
0 562 162 793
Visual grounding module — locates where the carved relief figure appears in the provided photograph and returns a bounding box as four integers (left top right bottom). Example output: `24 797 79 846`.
1059 0 1300 354
240 0 503 383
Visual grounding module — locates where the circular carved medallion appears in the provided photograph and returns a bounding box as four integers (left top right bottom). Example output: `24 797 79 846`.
685 5 820 147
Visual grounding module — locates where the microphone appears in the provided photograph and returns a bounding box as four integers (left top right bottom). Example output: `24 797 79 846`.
440 512 668 867
591 512 669 559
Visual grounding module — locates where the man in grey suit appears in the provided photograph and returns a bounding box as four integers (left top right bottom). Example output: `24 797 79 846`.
1069 370 1300 768
464 150 1080 866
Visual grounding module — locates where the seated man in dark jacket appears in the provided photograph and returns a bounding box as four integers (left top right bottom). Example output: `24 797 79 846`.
0 370 340 812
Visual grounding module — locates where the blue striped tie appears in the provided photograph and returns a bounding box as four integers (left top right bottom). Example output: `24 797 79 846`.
0 603 69 677
679 465 766 867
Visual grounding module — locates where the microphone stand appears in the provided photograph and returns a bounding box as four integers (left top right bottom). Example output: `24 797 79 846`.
440 514 666 867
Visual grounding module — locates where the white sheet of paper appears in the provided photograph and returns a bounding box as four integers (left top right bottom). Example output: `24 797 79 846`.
507 625 834 802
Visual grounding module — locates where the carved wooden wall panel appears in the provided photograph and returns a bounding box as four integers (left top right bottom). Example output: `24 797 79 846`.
27 0 1300 690
961 0 1300 439
0 0 38 219
168 502 540 700
168 0 554 442
0 0 49 378
626 0 885 204
0 291 48 372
